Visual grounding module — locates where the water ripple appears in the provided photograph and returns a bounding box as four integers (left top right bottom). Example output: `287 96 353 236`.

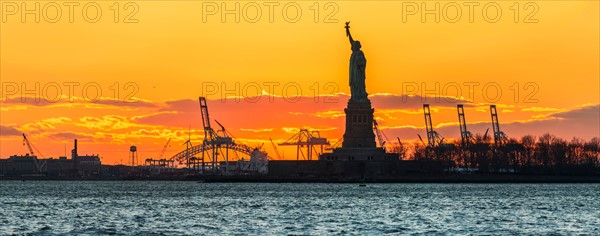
0 182 598 235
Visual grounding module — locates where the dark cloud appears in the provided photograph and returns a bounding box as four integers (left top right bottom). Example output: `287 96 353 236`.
382 104 600 142
0 125 21 136
552 105 600 121
46 132 94 140
161 99 199 112
1 97 56 106
1 97 155 108
92 99 156 108
370 94 473 109
158 93 470 115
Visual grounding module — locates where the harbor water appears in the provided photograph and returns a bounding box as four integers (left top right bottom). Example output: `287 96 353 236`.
0 182 598 235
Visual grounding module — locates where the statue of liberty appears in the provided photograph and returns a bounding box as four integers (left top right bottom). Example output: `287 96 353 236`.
345 22 368 102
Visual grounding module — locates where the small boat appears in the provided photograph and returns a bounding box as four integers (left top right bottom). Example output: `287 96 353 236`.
359 177 367 186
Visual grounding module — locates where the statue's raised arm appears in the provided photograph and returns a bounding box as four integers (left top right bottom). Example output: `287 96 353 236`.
345 22 354 45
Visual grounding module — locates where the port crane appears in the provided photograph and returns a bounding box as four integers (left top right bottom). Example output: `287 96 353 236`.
279 129 329 160
145 138 175 171
22 133 47 173
423 104 445 147
199 97 233 172
457 104 474 145
171 97 268 174
490 105 509 145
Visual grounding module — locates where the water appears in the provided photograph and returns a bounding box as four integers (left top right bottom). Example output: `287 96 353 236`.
0 182 598 235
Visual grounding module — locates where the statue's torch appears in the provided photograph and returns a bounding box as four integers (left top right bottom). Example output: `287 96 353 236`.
345 22 350 36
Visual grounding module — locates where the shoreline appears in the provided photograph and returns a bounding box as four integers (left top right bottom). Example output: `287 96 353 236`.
2 174 600 183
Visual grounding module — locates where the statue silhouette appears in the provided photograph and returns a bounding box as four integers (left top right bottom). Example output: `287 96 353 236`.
345 22 368 102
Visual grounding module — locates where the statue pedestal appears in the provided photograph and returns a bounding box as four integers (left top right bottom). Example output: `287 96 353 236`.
319 99 397 161
342 100 376 148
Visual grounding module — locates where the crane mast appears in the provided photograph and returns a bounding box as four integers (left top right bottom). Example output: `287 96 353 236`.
199 97 214 140
490 105 508 145
457 104 473 145
423 104 444 147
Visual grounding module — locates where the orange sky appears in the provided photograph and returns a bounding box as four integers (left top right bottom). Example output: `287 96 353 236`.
1 1 599 164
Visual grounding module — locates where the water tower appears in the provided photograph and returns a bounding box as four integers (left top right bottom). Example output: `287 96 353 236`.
130 145 137 168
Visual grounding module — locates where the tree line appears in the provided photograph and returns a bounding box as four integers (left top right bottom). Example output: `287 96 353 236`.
391 134 600 175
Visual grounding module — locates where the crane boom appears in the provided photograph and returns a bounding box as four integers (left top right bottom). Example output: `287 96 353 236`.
483 128 490 141
158 138 171 159
269 138 283 160
214 119 226 132
22 134 34 156
372 119 386 148
22 133 45 157
417 134 426 146
22 133 46 172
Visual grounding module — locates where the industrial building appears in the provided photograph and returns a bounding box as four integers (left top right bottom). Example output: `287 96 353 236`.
0 139 101 178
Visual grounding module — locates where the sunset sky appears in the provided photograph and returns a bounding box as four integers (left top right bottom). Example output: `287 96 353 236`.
1 1 598 164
